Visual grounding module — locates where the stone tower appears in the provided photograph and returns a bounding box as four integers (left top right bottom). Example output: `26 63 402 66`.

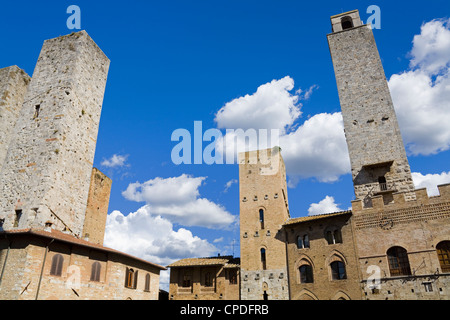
239 147 290 300
327 10 415 206
0 66 31 173
0 31 110 237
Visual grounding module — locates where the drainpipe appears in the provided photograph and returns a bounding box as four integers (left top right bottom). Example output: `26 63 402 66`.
284 228 291 300
0 235 11 288
35 239 54 300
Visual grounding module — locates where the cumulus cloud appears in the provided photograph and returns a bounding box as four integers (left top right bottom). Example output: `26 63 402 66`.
308 196 344 216
101 154 129 168
389 18 450 156
279 112 350 183
104 207 219 291
215 76 301 133
412 171 450 196
214 77 350 183
122 174 236 229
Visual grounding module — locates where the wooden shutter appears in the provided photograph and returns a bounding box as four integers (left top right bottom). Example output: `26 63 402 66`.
133 270 139 289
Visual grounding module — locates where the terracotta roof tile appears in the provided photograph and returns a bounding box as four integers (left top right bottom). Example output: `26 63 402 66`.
284 210 352 226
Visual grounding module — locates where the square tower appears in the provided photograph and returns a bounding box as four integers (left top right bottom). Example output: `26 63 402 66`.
0 31 110 236
239 147 290 300
327 10 415 206
0 66 30 173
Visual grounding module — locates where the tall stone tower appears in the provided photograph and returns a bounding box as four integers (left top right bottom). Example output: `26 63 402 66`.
239 147 290 300
327 10 415 206
0 31 110 237
0 66 30 173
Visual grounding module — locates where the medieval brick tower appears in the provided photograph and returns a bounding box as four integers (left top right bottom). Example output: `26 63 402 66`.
327 10 415 206
0 31 110 237
239 147 290 300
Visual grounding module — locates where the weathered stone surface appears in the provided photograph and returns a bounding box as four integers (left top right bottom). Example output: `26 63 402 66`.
239 147 290 300
327 13 415 203
0 66 30 173
83 168 112 245
0 31 110 237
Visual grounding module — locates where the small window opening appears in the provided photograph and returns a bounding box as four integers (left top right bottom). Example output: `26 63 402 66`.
378 176 387 191
259 209 265 229
341 16 354 30
33 105 41 119
423 283 433 292
14 210 22 228
261 248 267 270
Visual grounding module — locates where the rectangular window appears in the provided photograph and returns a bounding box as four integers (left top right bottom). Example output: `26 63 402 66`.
14 210 22 228
423 283 433 292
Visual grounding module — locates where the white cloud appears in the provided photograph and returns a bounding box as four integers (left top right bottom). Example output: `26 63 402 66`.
104 207 219 291
279 112 350 183
224 179 238 192
389 18 450 156
101 154 129 168
122 174 236 229
215 76 301 133
308 196 343 216
214 77 350 183
409 19 450 75
412 171 450 196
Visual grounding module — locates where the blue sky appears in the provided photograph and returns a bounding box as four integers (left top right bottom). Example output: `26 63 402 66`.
1 1 450 288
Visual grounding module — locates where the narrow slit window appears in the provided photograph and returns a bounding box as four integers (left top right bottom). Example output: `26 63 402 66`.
259 209 265 229
14 210 22 228
33 105 41 119
261 248 267 270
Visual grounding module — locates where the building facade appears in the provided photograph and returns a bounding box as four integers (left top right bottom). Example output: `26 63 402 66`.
0 229 164 300
0 31 166 300
168 256 240 300
168 9 450 301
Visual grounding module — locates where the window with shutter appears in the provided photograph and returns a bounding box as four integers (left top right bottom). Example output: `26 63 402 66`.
90 261 101 282
50 254 64 276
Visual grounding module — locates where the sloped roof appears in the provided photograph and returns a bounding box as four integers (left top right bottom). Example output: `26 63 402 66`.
167 256 240 268
0 228 166 270
284 210 352 226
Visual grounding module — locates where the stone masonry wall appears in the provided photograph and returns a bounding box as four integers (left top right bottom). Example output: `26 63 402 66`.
0 235 160 300
0 31 110 237
239 147 290 300
0 66 30 173
285 214 362 300
327 15 415 202
352 184 450 300
83 168 112 245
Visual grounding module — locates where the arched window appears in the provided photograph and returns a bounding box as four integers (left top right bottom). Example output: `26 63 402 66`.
145 273 151 292
341 16 354 30
259 209 265 229
261 248 267 270
326 228 343 245
50 254 64 276
387 246 411 276
125 268 138 289
330 261 347 280
297 235 310 249
299 265 314 283
436 241 450 272
90 261 101 282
